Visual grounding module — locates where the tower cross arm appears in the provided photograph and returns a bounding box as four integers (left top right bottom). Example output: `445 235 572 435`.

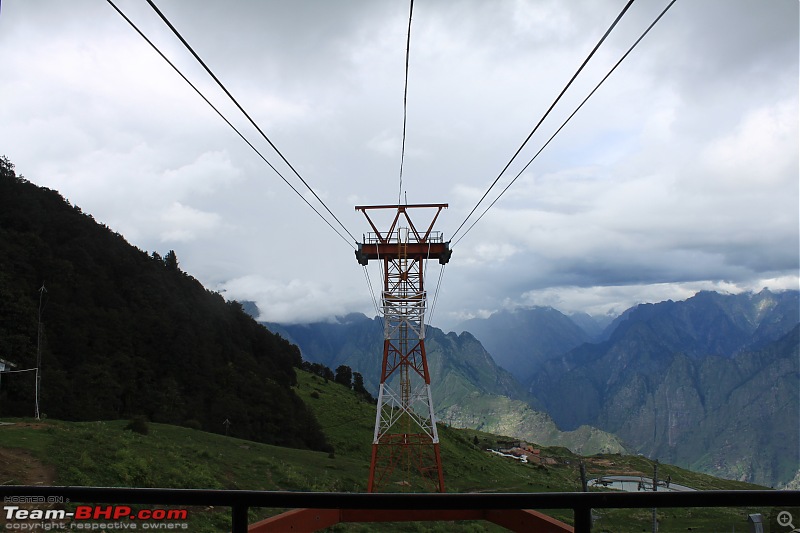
354 204 451 265
354 203 448 243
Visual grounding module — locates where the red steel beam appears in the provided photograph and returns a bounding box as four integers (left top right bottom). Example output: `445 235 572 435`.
250 508 574 533
485 509 575 532
248 508 339 532
355 203 449 210
355 204 448 244
359 242 449 259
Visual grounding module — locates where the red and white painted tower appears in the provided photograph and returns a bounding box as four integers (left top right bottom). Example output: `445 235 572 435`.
355 204 451 493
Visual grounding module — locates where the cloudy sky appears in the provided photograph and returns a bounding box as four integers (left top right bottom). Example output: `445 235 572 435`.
1 0 797 330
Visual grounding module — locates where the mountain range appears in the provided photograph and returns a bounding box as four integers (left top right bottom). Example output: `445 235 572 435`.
528 289 799 487
262 289 798 487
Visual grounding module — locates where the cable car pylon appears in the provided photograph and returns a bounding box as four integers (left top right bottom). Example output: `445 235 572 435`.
355 203 451 492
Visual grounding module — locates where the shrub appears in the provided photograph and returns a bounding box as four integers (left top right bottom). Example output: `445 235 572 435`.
183 419 202 430
125 415 150 435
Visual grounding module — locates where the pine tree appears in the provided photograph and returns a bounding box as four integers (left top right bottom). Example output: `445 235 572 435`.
334 365 352 388
164 250 179 271
1 155 15 178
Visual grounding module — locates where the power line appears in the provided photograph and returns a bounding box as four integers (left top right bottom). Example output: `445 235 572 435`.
453 0 679 247
398 0 414 204
450 0 636 242
34 282 45 420
144 0 357 245
143 0 358 245
106 0 355 250
361 265 384 329
427 263 446 327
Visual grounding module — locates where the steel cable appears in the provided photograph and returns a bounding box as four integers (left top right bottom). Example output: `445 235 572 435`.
106 0 356 250
453 0 679 247
144 0 358 245
450 0 636 242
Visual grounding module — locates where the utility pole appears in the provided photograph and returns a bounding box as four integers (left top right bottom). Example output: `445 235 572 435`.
355 204 451 492
35 283 46 420
580 461 588 492
652 460 659 533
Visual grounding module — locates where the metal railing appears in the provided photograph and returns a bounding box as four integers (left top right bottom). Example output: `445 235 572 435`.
363 230 445 245
0 486 797 532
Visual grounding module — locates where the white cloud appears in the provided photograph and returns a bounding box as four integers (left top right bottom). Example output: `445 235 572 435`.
160 202 222 243
218 274 372 324
160 151 242 197
366 130 400 157
516 277 800 319
701 99 799 191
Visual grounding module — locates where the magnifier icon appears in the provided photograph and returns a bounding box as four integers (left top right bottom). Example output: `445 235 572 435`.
778 511 800 532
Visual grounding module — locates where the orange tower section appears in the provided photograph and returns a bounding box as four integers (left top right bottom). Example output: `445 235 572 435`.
355 204 451 493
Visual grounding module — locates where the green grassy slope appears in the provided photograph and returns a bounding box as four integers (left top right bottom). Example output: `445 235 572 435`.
0 418 360 531
439 392 626 456
0 370 775 532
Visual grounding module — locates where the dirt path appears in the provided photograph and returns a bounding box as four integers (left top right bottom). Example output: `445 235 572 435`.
0 422 55 486
0 429 59 527
0 446 55 486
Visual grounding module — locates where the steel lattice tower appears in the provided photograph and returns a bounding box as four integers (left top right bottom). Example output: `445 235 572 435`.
355 204 452 493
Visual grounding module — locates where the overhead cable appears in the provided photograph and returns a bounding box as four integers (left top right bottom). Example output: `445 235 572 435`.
453 0 679 246
105 0 355 250
426 264 446 327
362 265 384 329
398 0 414 204
450 0 636 242
144 0 358 245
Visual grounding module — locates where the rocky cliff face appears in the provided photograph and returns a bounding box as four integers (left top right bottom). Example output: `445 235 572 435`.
529 290 799 487
439 393 626 455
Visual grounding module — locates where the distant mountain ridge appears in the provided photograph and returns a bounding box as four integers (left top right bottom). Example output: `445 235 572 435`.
567 311 614 340
529 289 799 487
455 306 598 383
602 289 799 358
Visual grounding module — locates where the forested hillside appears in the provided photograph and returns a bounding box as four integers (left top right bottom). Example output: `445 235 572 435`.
0 156 328 450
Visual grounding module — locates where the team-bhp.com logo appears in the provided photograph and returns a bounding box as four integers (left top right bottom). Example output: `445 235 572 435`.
4 501 189 530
